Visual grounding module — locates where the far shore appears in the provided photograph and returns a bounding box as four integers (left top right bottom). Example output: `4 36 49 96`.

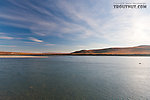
1 53 150 57
1 45 150 56
0 56 48 58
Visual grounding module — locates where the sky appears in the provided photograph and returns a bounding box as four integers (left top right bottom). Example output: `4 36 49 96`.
0 0 150 53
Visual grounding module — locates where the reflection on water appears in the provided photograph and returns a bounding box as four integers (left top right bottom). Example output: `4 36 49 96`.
0 56 150 100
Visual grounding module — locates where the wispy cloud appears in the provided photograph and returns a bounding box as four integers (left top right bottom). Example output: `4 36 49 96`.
45 44 55 46
29 37 43 43
0 32 5 34
0 45 16 47
0 0 92 39
0 36 14 39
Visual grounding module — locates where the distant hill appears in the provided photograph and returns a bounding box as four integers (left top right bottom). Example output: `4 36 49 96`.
72 45 150 55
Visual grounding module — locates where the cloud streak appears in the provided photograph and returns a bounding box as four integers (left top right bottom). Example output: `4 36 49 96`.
45 44 55 46
29 37 43 43
0 36 14 39
0 45 16 47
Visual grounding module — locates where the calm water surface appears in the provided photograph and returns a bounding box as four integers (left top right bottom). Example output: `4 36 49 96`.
0 56 150 100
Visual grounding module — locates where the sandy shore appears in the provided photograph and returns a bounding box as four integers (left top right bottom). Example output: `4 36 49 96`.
0 56 48 58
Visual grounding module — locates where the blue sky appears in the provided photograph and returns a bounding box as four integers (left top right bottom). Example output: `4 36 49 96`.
0 0 150 52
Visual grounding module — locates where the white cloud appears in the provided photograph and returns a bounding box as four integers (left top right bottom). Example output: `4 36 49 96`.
0 45 16 47
0 32 5 34
29 37 43 43
0 36 14 39
45 44 55 46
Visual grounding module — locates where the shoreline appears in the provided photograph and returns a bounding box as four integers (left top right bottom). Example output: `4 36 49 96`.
0 56 48 58
1 54 150 57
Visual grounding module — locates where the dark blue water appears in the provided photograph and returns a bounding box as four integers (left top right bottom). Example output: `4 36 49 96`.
0 56 150 100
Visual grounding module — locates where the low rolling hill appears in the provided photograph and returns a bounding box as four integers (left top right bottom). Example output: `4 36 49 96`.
72 45 150 55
